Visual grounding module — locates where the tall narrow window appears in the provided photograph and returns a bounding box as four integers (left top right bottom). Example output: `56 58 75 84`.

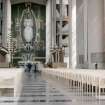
0 2 3 45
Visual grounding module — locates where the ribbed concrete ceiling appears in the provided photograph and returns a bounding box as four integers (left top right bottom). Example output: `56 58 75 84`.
11 0 47 5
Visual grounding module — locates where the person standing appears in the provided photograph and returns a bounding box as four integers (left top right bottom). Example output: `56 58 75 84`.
27 63 32 72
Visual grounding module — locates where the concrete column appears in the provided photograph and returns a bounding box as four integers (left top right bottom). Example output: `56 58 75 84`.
7 0 11 63
68 0 72 68
3 0 11 63
2 0 6 47
83 0 88 67
59 0 63 48
51 0 56 48
58 50 60 62
104 0 105 51
46 0 52 63
69 0 77 69
55 51 58 63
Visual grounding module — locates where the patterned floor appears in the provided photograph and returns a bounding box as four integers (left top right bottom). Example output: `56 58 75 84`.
0 72 105 105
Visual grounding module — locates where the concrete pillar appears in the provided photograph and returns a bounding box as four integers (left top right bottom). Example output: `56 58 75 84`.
76 0 88 68
83 0 88 67
59 0 63 48
2 0 11 63
68 0 72 68
46 0 52 63
51 0 56 48
104 0 105 55
2 0 6 47
69 0 77 69
6 0 11 63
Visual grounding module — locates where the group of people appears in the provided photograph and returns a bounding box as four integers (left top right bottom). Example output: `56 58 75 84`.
25 63 38 72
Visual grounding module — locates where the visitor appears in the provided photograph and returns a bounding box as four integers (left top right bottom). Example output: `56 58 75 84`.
95 63 98 69
27 63 32 72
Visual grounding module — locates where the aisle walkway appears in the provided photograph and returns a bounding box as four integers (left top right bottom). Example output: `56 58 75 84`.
0 72 105 105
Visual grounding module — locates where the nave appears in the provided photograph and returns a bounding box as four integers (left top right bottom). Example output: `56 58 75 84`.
0 71 104 105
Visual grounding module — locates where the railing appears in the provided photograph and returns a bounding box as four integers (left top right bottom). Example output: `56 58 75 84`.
41 68 105 99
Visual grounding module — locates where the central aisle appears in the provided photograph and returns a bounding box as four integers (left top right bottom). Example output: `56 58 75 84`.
18 72 72 105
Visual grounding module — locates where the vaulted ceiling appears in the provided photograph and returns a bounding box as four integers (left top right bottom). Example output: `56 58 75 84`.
11 0 47 5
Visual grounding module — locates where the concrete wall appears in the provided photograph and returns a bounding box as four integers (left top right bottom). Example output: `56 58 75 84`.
88 0 105 69
76 0 105 69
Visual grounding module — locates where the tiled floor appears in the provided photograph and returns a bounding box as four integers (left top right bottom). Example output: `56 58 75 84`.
0 71 105 105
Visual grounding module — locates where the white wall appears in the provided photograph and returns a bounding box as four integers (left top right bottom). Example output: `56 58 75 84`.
76 0 105 69
88 0 105 69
